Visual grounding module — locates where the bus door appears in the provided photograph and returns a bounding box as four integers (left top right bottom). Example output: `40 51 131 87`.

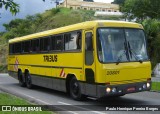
84 30 96 96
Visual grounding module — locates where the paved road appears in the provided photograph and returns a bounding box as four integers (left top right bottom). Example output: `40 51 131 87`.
0 74 160 114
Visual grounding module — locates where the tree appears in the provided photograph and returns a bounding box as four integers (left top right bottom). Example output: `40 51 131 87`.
0 0 19 15
112 0 125 5
0 0 59 16
122 0 160 21
142 19 160 66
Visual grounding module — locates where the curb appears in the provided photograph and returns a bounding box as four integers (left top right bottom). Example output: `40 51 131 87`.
0 86 47 105
150 90 160 93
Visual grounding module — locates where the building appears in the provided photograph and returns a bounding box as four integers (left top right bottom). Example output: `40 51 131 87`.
58 0 120 13
83 0 94 2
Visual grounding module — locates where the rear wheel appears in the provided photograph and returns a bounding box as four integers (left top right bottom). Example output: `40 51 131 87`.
18 71 26 87
69 77 84 100
26 71 33 89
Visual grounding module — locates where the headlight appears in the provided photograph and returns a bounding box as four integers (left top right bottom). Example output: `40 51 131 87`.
143 84 146 89
112 88 117 93
106 87 111 93
147 83 150 88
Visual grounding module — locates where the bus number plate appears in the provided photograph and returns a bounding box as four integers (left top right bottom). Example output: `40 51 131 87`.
107 71 120 75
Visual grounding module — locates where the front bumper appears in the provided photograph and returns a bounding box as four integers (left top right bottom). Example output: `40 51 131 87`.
96 81 151 98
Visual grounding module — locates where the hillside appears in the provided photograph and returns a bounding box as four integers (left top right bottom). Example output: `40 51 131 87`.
0 7 122 72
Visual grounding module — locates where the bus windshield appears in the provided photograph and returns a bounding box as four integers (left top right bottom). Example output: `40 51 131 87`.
97 28 148 63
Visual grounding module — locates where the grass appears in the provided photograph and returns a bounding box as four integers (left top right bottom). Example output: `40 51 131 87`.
151 82 160 91
0 93 53 114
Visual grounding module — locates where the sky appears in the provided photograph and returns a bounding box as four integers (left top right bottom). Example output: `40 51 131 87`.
0 0 114 32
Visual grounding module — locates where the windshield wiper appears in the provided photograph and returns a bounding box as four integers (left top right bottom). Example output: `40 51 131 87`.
116 50 126 65
128 41 143 63
116 42 129 65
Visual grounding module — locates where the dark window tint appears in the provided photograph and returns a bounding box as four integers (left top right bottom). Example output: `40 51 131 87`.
9 44 15 54
51 36 56 50
14 42 21 53
40 37 50 51
31 39 39 52
55 35 63 50
44 37 50 51
22 41 30 53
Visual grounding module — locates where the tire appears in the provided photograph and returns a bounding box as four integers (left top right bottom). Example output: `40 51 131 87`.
69 77 84 100
18 71 26 87
26 71 33 89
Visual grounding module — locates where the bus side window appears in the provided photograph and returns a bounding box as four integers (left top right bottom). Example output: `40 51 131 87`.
64 31 81 51
64 33 70 50
51 36 56 51
44 37 50 51
40 38 44 51
85 32 93 65
9 44 12 54
24 41 30 53
55 35 63 51
14 42 21 54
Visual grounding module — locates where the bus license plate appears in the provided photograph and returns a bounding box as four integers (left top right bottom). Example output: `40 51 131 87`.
127 87 135 92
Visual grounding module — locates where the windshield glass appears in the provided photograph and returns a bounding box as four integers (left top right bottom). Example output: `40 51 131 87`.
125 29 148 61
97 28 148 63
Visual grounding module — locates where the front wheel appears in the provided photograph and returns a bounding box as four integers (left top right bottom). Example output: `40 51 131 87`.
26 72 33 89
69 77 85 100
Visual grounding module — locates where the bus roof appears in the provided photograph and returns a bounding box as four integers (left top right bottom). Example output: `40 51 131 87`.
9 20 143 43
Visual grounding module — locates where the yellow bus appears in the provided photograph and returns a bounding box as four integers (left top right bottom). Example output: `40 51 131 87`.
8 20 151 100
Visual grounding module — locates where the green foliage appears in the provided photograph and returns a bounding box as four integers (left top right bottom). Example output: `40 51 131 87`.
151 82 160 91
112 0 125 4
141 19 160 67
0 0 19 15
122 0 160 21
51 7 61 15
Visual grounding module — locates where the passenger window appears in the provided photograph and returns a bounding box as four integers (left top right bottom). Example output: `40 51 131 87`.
40 37 50 51
55 35 63 50
40 38 44 51
64 31 81 51
24 41 30 53
44 37 50 51
14 42 21 53
9 44 13 54
31 39 39 52
51 36 56 51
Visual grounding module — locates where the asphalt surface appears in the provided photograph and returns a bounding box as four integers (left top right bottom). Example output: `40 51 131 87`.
0 73 160 114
